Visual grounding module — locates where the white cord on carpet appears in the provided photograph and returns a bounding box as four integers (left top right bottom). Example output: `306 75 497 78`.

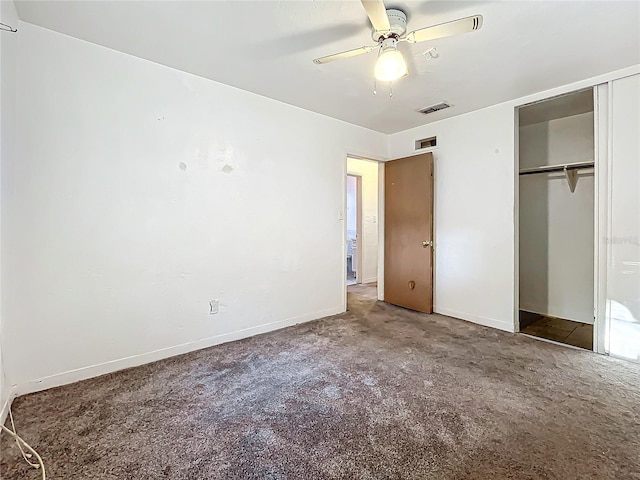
1 407 46 480
8 408 39 468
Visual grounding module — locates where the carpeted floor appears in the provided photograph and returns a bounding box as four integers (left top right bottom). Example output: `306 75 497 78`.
2 284 639 479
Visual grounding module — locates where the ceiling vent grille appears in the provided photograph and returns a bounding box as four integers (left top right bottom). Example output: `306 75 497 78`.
419 102 451 115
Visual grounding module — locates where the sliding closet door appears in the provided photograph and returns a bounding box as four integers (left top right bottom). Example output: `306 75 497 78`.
607 74 640 362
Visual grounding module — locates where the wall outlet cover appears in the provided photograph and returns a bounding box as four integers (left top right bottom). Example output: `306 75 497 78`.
209 300 219 315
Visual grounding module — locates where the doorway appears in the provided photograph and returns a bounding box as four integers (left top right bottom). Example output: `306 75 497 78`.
345 157 380 306
346 174 361 286
516 88 596 350
344 153 434 314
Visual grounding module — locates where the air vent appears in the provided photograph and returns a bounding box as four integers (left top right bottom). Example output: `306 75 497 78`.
419 102 451 115
415 136 437 150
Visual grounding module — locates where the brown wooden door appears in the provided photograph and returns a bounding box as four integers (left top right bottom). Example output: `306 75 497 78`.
384 153 434 313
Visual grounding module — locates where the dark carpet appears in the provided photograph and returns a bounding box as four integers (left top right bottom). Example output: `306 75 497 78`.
2 284 639 479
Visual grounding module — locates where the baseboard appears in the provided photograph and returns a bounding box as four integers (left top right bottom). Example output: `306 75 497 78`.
361 277 378 284
0 386 17 426
434 306 515 333
15 306 343 397
519 306 554 318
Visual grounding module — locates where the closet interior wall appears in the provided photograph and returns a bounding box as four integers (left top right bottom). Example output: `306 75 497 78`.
518 91 595 327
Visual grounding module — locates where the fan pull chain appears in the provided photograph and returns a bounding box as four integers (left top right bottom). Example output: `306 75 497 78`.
389 82 393 97
373 79 377 96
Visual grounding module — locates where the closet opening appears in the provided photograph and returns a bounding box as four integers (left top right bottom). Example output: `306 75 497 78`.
517 88 595 350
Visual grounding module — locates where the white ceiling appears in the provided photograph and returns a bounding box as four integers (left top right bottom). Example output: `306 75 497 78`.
15 0 640 134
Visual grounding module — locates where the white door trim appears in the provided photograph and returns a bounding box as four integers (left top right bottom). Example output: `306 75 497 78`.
593 82 610 354
514 86 600 350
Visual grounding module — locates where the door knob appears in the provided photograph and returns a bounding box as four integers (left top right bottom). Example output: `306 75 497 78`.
422 240 433 248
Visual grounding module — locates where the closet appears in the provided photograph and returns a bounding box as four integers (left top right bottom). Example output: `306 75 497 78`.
518 89 595 349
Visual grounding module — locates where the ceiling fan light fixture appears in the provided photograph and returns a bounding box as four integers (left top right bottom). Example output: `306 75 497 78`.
374 38 407 82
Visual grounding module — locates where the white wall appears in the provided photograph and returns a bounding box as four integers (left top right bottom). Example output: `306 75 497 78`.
347 157 379 284
519 113 595 323
387 105 517 331
2 22 386 393
0 0 19 421
387 65 640 333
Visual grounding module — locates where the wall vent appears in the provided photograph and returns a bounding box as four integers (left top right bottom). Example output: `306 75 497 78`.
415 136 437 150
418 102 451 115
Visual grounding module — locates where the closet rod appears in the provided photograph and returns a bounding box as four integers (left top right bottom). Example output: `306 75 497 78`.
518 160 594 176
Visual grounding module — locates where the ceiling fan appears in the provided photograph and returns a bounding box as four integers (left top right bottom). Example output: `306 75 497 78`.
313 0 483 83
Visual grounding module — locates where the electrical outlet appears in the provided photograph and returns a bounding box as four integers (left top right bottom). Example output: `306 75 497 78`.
209 300 219 315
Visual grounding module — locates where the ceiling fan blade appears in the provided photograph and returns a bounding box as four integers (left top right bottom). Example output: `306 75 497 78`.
313 46 376 64
361 0 391 32
405 15 483 44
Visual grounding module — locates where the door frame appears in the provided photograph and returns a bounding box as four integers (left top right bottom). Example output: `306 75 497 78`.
342 154 383 311
513 86 604 353
593 82 610 355
344 152 437 308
